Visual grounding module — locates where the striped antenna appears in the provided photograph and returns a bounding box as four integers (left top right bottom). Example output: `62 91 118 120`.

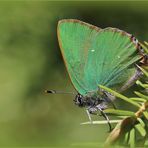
45 89 76 95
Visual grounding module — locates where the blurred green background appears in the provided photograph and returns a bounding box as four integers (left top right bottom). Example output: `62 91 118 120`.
0 1 147 147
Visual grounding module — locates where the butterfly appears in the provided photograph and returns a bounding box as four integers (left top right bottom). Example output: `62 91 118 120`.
47 19 147 130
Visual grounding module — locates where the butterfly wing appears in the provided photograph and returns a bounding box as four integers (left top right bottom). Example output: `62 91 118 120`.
57 19 102 95
57 19 142 96
85 27 142 91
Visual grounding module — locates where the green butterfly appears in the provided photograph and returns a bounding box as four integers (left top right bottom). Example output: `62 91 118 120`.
47 19 147 130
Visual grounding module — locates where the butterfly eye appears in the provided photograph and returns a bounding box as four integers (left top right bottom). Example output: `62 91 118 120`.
78 94 83 102
74 94 84 106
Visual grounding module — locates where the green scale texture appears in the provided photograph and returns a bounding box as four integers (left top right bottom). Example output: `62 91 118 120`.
57 19 142 96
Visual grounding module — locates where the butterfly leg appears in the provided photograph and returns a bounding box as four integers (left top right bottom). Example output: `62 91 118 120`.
87 105 112 131
86 109 93 123
108 99 116 109
97 106 112 132
86 106 98 122
103 91 117 109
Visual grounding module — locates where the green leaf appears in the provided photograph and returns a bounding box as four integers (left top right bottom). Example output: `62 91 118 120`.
144 41 148 46
134 91 148 100
116 116 129 119
129 128 135 148
135 123 146 137
124 132 129 145
99 85 141 108
143 111 148 120
140 42 148 54
137 118 145 127
104 109 135 116
144 139 148 146
130 97 146 102
81 120 122 125
136 65 148 77
136 80 148 88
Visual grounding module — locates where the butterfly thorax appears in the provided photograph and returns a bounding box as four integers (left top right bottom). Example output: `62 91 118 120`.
73 91 109 111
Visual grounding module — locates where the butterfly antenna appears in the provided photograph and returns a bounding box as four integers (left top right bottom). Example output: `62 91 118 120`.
45 89 76 95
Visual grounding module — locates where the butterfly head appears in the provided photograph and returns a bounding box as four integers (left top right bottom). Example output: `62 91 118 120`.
73 92 101 108
73 91 115 111
73 93 86 107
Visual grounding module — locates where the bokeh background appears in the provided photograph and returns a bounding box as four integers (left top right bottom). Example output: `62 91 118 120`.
0 1 148 147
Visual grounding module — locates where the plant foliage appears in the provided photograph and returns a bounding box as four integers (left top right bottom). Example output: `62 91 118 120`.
82 42 148 148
